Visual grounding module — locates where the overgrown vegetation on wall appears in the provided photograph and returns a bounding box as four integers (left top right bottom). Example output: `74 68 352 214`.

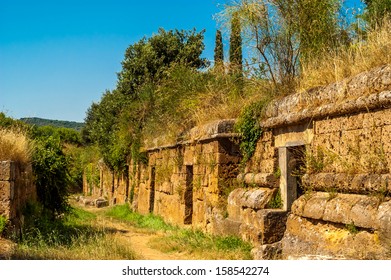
0 113 90 218
81 1 391 175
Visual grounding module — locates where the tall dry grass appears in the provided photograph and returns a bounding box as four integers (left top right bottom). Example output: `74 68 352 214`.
300 19 391 90
0 128 32 165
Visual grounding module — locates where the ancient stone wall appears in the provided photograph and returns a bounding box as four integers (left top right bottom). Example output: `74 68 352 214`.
133 120 242 231
0 161 36 231
87 65 391 259
244 64 391 259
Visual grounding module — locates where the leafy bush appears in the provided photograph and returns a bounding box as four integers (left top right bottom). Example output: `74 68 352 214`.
32 136 70 217
235 99 270 165
0 215 8 236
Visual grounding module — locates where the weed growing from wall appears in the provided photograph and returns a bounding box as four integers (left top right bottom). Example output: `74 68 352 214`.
345 222 359 234
266 189 283 209
0 215 8 236
235 97 271 166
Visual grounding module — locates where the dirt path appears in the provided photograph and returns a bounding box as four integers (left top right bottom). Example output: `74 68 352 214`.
1 204 192 260
84 206 191 260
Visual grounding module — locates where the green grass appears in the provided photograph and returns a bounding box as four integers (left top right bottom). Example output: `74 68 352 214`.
149 229 253 260
105 204 253 260
0 215 8 236
9 203 136 260
104 204 176 232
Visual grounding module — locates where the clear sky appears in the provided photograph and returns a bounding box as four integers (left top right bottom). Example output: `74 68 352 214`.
0 0 227 122
0 0 363 123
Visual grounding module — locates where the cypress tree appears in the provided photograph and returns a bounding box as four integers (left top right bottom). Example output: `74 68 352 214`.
229 12 242 76
214 29 224 67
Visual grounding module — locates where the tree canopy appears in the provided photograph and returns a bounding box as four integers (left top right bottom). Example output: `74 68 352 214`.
83 28 208 171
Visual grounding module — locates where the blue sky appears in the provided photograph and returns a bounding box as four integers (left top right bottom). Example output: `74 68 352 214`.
0 0 363 123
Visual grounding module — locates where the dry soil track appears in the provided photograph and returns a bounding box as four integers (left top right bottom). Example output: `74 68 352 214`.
82 205 192 260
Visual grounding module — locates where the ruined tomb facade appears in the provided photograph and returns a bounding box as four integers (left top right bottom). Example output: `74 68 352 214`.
0 161 36 232
85 64 391 259
244 64 391 259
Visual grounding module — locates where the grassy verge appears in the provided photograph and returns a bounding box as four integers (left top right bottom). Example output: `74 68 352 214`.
11 205 136 260
105 204 253 260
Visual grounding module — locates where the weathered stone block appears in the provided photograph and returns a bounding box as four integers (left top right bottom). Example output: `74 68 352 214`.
213 217 241 236
95 198 109 208
350 196 380 229
227 188 244 221
340 129 360 156
259 159 277 174
290 194 307 216
239 173 277 188
240 188 275 210
381 174 391 193
257 209 288 244
382 125 391 155
263 141 275 160
373 109 391 126
350 174 366 192
302 192 329 220
160 181 172 194
0 161 15 181
262 130 273 142
0 181 12 200
340 113 364 131
183 149 194 165
252 242 282 260
323 194 361 225
315 118 342 134
377 201 391 241
240 223 261 244
281 214 388 260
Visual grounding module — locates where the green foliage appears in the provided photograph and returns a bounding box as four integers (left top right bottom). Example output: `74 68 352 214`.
362 0 391 28
222 0 346 88
229 12 243 78
105 204 252 259
345 222 359 234
0 215 8 236
0 112 30 131
266 189 283 209
214 29 224 66
19 202 97 246
105 204 176 232
296 0 343 62
32 136 70 217
235 99 269 164
30 125 82 146
64 145 85 193
152 229 253 259
20 117 84 131
84 29 208 172
12 203 136 260
117 28 209 96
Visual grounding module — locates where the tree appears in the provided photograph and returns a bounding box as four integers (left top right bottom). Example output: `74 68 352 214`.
32 136 70 217
229 12 243 76
84 28 209 172
117 28 209 97
214 29 224 67
296 0 342 62
222 0 343 89
363 0 391 28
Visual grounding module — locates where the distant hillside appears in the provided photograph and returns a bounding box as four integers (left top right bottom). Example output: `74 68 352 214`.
20 117 84 131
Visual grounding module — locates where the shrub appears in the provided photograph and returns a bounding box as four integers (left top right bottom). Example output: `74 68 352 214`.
32 136 70 217
0 215 8 236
